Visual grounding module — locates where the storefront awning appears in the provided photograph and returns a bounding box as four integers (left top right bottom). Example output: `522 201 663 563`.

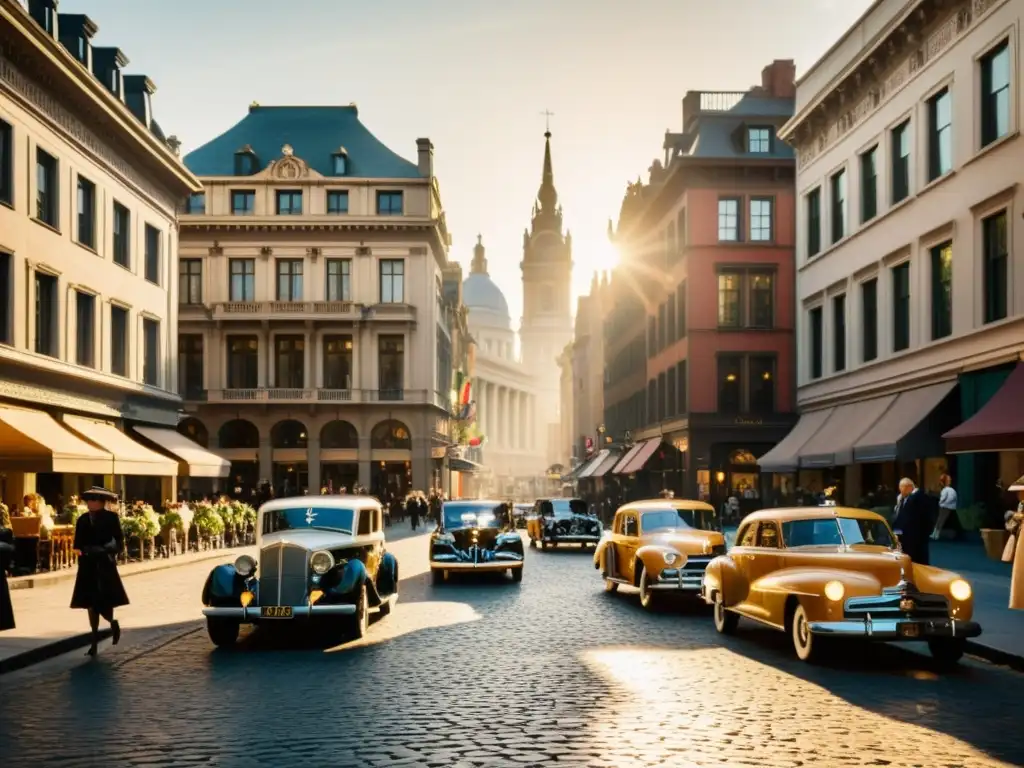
576 450 609 479
450 457 483 473
0 405 114 474
63 416 178 476
799 395 896 468
590 450 622 479
132 426 231 478
944 362 1024 453
618 438 662 475
853 380 957 463
611 442 645 474
756 408 834 472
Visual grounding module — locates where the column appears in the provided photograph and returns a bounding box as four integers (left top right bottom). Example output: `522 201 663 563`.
259 328 271 388
475 378 485 439
412 436 430 492
307 436 321 492
303 330 313 390
358 435 372 489
258 436 272 487
486 382 495 442
208 326 223 391
512 391 521 450
498 387 507 448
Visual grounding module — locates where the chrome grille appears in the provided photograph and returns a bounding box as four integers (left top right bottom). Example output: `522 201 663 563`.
844 589 950 620
259 543 309 606
681 556 712 574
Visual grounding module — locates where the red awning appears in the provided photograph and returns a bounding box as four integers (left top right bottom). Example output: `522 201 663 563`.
618 438 662 474
944 362 1024 453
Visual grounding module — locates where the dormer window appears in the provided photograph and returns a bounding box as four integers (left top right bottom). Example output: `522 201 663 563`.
747 127 772 153
234 146 258 176
332 149 348 176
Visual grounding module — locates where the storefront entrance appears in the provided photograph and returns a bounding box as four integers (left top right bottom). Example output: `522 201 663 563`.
372 461 410 501
273 462 308 497
321 462 358 494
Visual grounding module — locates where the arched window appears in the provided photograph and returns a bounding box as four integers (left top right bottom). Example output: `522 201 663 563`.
234 146 258 176
321 420 358 450
271 419 308 449
332 148 348 176
218 419 259 449
177 418 209 448
370 419 411 450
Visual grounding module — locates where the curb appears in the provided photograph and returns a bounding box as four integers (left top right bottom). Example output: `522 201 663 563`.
967 640 1024 672
0 628 112 675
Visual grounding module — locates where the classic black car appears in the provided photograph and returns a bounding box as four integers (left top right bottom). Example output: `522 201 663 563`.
430 500 524 585
526 498 602 549
512 503 531 529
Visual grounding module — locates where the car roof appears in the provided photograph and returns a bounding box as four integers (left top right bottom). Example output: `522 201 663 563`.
620 499 716 513
258 495 382 514
443 499 505 507
739 506 888 524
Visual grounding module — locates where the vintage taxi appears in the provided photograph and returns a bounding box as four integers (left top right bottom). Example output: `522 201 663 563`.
701 504 981 665
430 500 524 584
526 497 602 549
594 499 725 609
201 495 399 647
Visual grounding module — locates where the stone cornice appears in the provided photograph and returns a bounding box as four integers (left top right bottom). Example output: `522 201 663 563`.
783 0 1003 169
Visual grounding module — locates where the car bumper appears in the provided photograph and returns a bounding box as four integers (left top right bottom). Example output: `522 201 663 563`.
431 560 523 571
649 573 704 592
540 535 600 544
808 617 982 640
202 604 357 621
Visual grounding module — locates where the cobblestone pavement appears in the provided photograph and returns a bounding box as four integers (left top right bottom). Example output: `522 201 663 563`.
1 532 1022 768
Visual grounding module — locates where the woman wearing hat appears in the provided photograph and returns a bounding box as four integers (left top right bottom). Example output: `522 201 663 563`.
71 487 129 655
0 522 14 632
1008 476 1024 610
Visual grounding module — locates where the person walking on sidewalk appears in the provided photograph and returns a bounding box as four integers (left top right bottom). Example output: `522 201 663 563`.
932 474 959 540
409 492 421 531
893 478 931 565
0 523 14 632
71 487 129 656
1007 476 1024 610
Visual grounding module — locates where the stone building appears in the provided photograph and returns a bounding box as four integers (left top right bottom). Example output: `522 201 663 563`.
176 104 462 499
766 0 1024 510
0 0 211 510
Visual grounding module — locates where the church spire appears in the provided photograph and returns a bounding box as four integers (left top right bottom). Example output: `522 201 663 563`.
537 130 558 212
470 234 488 275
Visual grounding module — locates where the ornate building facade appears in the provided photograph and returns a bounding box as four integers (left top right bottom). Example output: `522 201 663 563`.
177 104 462 499
0 0 208 509
767 0 1024 509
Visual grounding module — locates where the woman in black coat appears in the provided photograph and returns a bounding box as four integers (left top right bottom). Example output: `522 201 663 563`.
71 487 129 655
0 526 14 631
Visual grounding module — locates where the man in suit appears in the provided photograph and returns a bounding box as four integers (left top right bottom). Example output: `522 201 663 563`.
893 478 931 565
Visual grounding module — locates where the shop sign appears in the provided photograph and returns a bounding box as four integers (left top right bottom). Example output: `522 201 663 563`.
735 417 763 426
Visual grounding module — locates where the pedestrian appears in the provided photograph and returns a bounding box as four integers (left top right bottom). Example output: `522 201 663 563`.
409 492 421 531
1005 476 1024 610
0 524 14 632
893 478 931 565
931 473 959 540
71 487 129 656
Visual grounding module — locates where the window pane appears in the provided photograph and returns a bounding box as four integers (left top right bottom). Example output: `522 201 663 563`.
929 90 952 179
717 273 741 326
75 291 95 368
892 122 910 203
831 169 846 243
110 305 128 376
750 198 772 241
809 307 823 379
892 263 911 352
832 294 846 372
227 335 258 388
717 199 738 241
717 356 742 412
930 242 953 339
749 273 774 328
983 211 1008 323
749 356 775 413
807 189 821 257
862 279 878 362
323 335 353 389
860 148 877 222
143 318 159 386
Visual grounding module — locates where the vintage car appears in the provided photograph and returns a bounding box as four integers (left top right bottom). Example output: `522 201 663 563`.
701 505 981 665
526 497 602 549
430 500 524 584
594 499 725 609
512 503 532 530
200 495 399 647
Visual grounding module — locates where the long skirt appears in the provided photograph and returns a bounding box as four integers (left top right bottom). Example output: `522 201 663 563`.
70 553 129 611
1010 533 1024 610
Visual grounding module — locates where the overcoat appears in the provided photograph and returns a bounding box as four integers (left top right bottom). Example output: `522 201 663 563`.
0 527 14 631
70 510 129 611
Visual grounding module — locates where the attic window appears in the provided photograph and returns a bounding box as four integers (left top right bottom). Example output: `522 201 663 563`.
234 147 258 176
332 150 348 176
747 127 772 153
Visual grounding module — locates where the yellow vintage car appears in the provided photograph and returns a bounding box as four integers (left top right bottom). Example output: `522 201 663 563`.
701 505 981 665
593 499 726 609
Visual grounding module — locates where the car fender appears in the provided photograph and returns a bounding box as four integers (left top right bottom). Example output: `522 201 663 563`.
754 566 883 624
635 544 686 582
375 551 399 597
701 555 743 607
201 563 250 607
593 538 610 570
323 557 368 597
911 563 974 620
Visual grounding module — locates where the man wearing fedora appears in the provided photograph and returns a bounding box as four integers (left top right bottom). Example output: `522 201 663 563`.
71 487 129 656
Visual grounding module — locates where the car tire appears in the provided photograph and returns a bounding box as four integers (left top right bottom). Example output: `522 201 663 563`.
511 567 523 583
713 591 739 635
431 568 445 586
791 603 819 662
638 566 657 610
928 638 966 667
207 618 240 648
349 584 369 640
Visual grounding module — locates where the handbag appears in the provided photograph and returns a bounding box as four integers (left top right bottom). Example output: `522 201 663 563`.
1002 532 1017 563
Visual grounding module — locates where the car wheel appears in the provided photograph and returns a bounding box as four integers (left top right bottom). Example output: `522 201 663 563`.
350 584 369 639
511 567 523 583
791 603 819 662
604 578 619 593
206 618 240 648
928 638 966 667
377 562 398 616
431 568 445 586
713 591 739 635
638 566 657 610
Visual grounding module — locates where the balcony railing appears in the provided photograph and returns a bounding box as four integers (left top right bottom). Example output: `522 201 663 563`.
210 301 359 319
199 388 438 405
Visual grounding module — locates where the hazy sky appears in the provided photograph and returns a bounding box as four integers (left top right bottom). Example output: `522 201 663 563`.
56 0 873 325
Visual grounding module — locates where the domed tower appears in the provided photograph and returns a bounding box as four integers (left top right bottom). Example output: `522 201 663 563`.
462 235 515 361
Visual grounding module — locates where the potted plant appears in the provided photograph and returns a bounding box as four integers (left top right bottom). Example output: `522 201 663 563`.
58 496 87 526
193 502 225 549
160 502 194 556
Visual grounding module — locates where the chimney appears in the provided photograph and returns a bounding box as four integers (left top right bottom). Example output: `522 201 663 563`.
57 14 97 68
681 91 701 131
761 59 797 99
91 47 128 100
28 0 58 36
123 75 155 127
416 138 434 177
166 136 181 156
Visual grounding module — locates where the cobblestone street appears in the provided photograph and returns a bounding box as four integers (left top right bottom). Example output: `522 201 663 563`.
1 531 1022 768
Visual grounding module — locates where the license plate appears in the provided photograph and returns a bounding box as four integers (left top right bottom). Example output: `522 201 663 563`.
260 606 293 619
898 622 920 638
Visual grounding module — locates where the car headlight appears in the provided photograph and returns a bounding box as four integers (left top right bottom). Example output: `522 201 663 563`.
824 580 845 602
663 551 679 565
950 578 971 602
310 550 335 575
436 533 455 544
233 554 256 577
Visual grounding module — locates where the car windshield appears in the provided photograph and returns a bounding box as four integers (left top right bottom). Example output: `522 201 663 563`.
781 518 843 547
641 508 716 533
443 503 504 530
838 516 896 548
262 506 355 535
547 499 588 518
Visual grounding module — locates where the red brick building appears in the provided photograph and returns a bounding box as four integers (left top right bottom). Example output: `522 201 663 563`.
603 60 798 510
